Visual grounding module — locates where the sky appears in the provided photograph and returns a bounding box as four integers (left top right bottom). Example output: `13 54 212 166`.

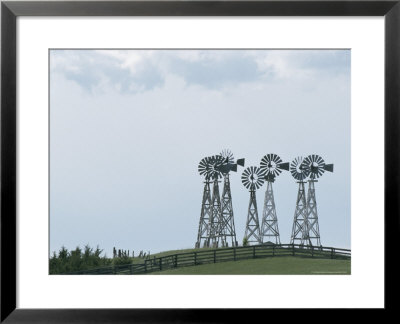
50 49 351 257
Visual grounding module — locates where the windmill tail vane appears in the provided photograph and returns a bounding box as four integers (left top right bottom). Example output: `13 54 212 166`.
236 158 245 167
278 162 290 171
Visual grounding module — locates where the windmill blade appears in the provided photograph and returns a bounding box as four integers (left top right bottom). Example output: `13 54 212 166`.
241 168 251 189
230 164 238 172
316 155 324 164
271 154 282 164
256 180 264 189
198 156 213 179
242 168 251 181
324 164 334 172
254 167 265 189
278 162 290 171
236 158 245 167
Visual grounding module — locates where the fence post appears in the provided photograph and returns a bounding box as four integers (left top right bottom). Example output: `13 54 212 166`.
214 250 216 263
144 259 147 273
233 247 236 261
311 246 314 258
130 264 133 274
331 248 335 259
272 245 275 257
292 244 295 256
253 246 256 259
175 255 178 268
160 257 163 271
194 252 197 266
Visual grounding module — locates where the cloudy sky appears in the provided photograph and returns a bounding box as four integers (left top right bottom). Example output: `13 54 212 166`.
50 49 350 257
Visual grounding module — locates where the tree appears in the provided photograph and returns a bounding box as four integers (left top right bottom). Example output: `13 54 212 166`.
49 245 112 274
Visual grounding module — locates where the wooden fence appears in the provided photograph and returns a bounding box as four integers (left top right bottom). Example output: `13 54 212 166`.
67 243 351 275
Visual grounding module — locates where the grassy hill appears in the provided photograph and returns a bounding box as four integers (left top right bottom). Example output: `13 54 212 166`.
55 244 351 275
149 256 351 275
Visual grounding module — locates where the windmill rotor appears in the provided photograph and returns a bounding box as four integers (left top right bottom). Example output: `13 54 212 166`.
220 149 235 165
290 156 310 181
303 154 325 179
260 153 289 182
241 166 265 191
303 155 334 179
217 149 245 174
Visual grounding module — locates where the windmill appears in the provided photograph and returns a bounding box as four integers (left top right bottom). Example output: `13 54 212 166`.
302 155 334 247
289 157 311 246
216 149 245 247
242 166 264 245
207 154 225 248
195 156 214 248
259 154 289 245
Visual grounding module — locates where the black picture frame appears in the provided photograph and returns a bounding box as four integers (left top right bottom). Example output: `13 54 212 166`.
1 0 398 321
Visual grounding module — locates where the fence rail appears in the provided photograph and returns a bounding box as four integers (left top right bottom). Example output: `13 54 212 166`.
66 244 351 275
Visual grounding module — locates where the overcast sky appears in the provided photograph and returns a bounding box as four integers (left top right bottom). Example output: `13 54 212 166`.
50 49 350 257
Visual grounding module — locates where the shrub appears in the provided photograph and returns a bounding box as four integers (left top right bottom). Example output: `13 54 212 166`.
112 255 132 266
49 245 111 274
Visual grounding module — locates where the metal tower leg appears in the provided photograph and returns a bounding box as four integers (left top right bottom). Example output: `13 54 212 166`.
207 178 224 248
260 181 281 245
220 174 238 247
290 181 310 246
306 180 321 247
244 190 261 245
195 181 212 248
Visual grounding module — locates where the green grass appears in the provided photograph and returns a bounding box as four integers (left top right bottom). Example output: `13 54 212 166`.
146 247 207 258
67 245 350 275
149 256 351 275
